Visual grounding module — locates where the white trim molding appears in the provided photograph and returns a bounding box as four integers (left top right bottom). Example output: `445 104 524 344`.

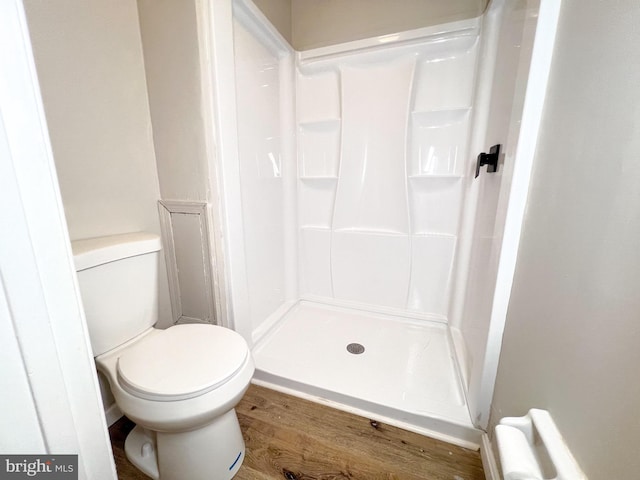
0 1 116 476
481 433 501 480
158 200 220 325
469 0 563 430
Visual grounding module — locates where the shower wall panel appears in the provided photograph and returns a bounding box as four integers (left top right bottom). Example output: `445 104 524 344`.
330 60 413 307
297 22 479 320
333 61 413 233
233 18 287 331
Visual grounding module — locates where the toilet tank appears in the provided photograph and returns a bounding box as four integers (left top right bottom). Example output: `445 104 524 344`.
72 232 162 356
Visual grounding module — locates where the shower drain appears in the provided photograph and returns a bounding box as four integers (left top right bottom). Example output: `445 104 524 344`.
346 342 365 354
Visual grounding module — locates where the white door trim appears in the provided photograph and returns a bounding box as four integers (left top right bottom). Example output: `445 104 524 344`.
197 0 253 342
472 0 563 429
0 1 116 477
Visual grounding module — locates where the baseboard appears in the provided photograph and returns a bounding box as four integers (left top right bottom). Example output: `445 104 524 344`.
104 402 123 427
480 433 500 480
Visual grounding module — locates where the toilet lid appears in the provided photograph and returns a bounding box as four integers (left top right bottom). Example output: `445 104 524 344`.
116 324 249 401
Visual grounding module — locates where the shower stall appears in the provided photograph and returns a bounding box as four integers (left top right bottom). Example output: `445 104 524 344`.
207 0 557 447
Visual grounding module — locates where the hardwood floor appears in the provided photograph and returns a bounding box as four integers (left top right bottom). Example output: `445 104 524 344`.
109 415 149 480
109 384 484 480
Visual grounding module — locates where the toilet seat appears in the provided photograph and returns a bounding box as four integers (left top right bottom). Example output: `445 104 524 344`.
116 324 248 402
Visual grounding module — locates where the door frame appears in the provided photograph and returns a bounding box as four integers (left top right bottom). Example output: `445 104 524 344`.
0 1 116 476
467 0 562 429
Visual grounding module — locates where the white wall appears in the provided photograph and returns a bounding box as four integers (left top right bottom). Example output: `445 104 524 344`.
490 0 640 478
291 0 488 50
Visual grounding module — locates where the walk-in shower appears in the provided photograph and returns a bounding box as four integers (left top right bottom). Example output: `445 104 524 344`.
209 0 556 448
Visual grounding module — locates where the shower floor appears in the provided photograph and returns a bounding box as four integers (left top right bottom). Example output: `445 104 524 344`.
251 301 481 447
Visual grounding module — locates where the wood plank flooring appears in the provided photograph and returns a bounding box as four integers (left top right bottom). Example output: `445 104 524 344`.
109 384 484 480
109 415 148 480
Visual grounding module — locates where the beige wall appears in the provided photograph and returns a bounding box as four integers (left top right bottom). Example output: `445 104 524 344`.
291 0 488 50
252 0 292 44
24 0 173 410
490 0 640 478
23 0 162 242
137 0 225 327
137 0 210 202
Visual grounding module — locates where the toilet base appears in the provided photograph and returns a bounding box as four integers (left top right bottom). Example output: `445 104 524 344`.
125 409 246 480
125 426 160 479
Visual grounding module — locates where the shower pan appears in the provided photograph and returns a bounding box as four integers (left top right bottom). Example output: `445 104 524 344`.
205 0 559 448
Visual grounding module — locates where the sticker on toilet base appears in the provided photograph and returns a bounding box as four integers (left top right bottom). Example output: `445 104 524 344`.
229 451 242 471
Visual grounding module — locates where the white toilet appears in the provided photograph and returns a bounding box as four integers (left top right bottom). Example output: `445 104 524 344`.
72 232 254 480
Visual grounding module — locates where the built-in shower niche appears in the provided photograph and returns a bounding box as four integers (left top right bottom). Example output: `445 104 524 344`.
296 70 341 298
298 120 340 178
406 109 470 280
404 45 476 318
297 70 341 179
405 31 477 234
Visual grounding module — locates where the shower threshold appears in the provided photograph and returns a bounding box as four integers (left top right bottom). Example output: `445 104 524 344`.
251 300 482 448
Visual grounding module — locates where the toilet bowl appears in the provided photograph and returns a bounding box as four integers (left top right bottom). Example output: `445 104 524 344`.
72 232 254 480
98 324 254 480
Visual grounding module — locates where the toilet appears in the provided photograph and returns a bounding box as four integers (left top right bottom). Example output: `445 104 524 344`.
72 232 254 480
